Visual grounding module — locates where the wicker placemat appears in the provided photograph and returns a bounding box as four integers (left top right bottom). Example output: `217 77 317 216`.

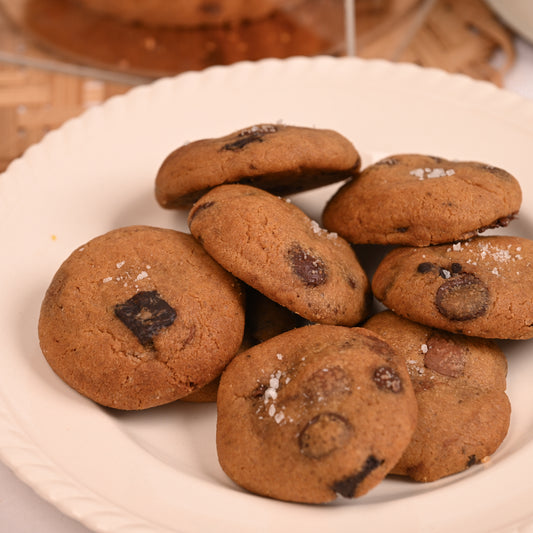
0 0 516 172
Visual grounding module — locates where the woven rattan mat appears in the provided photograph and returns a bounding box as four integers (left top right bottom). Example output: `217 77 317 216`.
0 0 516 172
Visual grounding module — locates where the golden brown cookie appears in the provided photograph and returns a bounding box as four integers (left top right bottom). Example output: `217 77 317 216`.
188 184 371 326
365 311 510 482
216 324 417 503
372 235 533 339
38 225 245 410
322 154 522 246
156 123 360 208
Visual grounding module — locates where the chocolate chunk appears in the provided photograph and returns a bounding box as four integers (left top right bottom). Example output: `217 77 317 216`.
114 291 177 348
477 214 516 234
222 135 264 151
222 125 277 151
331 455 384 498
417 262 435 274
396 227 409 233
424 334 466 377
287 244 327 287
299 412 353 459
467 454 477 467
303 366 352 400
373 366 402 393
435 273 490 321
451 262 463 274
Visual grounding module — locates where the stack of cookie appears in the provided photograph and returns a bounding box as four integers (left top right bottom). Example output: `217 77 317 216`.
38 122 526 504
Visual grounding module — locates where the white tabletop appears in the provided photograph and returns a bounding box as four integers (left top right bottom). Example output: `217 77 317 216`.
1 37 532 533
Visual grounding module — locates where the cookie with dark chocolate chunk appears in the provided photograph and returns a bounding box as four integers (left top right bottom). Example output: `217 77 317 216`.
155 123 360 209
188 184 371 326
372 235 533 339
216 324 417 503
322 154 522 246
365 311 510 482
38 225 245 410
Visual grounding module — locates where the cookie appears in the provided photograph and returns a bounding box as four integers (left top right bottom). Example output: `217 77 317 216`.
322 154 522 246
188 184 371 326
181 289 307 403
38 225 245 410
216 324 417 503
155 123 360 209
75 0 294 28
372 235 533 339
365 311 510 482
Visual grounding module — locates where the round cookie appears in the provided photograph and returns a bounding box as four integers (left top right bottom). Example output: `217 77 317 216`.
372 235 533 339
365 311 510 482
74 0 293 28
322 154 522 246
156 123 361 209
188 184 371 326
216 324 417 503
38 225 245 410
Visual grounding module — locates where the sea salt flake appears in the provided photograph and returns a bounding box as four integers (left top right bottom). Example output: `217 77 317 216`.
427 168 446 178
102 276 113 283
276 353 283 360
135 271 148 281
452 242 462 251
274 412 285 424
421 344 428 354
410 168 425 179
268 404 276 417
446 169 456 176
492 268 499 276
116 261 125 268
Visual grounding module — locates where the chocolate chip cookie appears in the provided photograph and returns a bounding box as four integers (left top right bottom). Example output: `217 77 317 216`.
372 235 533 339
38 225 245 410
322 154 522 246
365 311 510 482
188 184 371 326
155 123 361 208
216 324 417 503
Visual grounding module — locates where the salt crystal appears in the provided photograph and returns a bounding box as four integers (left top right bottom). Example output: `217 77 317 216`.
102 276 113 283
274 412 285 424
452 242 462 251
116 261 125 268
135 271 148 281
427 168 446 178
421 344 428 354
410 168 425 179
268 404 276 417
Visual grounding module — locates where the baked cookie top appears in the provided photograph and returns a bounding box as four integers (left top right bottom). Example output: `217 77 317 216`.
322 154 522 246
155 123 360 208
365 311 510 482
216 324 417 503
371 235 533 339
38 225 245 410
188 184 371 326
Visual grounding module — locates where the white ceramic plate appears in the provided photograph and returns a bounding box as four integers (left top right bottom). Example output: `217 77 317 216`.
1 56 533 533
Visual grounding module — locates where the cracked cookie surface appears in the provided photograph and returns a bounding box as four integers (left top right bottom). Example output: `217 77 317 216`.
38 225 245 409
